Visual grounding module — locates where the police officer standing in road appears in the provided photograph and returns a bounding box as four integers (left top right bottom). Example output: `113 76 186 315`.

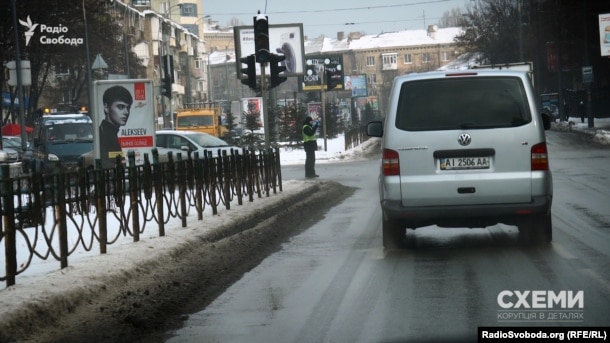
302 116 319 178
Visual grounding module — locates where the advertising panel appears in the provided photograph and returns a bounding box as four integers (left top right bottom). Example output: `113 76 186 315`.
599 13 610 57
352 96 379 123
241 97 264 129
92 79 155 167
307 102 322 120
301 55 344 92
344 74 368 97
234 24 305 76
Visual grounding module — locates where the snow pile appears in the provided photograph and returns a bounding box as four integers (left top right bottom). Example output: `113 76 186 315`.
553 117 610 145
593 130 610 145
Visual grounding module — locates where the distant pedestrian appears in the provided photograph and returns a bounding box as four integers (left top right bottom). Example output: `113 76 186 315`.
579 100 585 123
302 116 319 178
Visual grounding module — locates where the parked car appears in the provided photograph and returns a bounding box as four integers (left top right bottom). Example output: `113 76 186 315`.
0 146 19 165
155 130 243 158
2 136 29 160
79 147 185 169
367 70 553 249
22 113 94 172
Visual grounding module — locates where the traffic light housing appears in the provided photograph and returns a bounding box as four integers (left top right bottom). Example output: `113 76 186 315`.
240 55 257 90
161 76 172 98
326 69 340 90
269 53 287 89
161 54 174 98
163 54 174 82
253 14 270 63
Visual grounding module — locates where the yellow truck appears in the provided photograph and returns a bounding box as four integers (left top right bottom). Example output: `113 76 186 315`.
175 103 228 137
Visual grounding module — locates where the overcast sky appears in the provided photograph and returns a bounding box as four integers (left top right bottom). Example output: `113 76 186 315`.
201 0 469 38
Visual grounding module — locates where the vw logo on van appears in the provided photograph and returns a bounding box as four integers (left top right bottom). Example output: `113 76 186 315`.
457 133 472 146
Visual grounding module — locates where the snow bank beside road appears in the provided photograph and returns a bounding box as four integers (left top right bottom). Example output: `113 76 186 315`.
0 180 353 342
552 117 610 145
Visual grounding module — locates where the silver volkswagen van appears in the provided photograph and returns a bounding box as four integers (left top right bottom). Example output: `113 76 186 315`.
367 70 553 249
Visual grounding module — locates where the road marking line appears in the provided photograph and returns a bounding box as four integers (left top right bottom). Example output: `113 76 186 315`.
552 242 577 260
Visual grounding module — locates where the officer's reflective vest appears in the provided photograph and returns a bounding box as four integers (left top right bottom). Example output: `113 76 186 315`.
303 124 316 142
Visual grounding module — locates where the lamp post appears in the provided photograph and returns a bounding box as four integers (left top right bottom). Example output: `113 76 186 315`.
207 51 213 102
518 0 524 62
10 0 28 154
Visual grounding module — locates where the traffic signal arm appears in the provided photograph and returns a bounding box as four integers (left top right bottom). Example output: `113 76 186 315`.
269 53 287 89
161 76 172 98
326 70 339 90
240 55 257 90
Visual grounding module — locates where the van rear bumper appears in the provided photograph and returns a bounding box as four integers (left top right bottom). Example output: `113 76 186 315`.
381 195 552 229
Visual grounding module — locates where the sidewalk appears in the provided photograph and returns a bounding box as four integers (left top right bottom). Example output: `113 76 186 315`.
551 117 610 145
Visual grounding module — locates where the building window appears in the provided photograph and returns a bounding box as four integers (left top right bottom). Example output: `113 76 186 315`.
382 53 397 71
195 58 203 69
422 52 431 64
441 51 449 62
180 3 197 17
404 54 412 64
367 74 377 84
382 54 397 65
366 56 375 66
160 2 169 14
131 0 150 6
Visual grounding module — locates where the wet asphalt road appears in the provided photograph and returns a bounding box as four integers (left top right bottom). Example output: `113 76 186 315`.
166 130 610 342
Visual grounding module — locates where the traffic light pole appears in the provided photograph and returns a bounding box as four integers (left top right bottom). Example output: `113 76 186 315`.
320 69 328 151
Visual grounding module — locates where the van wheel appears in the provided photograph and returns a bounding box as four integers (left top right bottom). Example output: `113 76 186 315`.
519 213 552 245
382 216 405 250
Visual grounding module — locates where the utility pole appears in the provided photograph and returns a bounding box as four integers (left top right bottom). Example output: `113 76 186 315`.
320 68 327 151
11 0 28 153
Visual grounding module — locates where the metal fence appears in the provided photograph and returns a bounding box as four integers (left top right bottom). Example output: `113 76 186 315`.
0 148 282 287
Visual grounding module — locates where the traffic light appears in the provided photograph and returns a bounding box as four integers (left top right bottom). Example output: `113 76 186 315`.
240 54 257 90
163 54 174 82
161 54 174 98
253 14 270 63
269 53 287 89
161 76 172 98
326 69 340 90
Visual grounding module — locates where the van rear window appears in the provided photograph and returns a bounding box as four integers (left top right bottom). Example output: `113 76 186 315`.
395 76 531 131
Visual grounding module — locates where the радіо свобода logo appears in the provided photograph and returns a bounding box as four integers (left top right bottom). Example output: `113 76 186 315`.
18 15 83 47
18 15 38 46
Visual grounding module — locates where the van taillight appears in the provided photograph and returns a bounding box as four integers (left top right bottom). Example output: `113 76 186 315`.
531 143 549 171
382 149 400 176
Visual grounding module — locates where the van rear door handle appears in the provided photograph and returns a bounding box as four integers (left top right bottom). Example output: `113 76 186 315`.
457 187 476 194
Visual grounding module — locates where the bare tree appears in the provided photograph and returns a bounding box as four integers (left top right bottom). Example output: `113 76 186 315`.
454 0 527 64
2 0 143 124
438 8 465 28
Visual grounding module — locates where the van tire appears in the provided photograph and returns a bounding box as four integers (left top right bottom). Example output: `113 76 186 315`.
382 216 405 250
519 213 552 245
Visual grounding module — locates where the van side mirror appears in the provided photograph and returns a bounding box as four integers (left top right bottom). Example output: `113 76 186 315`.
366 120 384 137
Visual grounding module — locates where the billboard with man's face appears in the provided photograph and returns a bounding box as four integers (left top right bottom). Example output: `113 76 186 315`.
92 79 155 167
599 13 610 57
